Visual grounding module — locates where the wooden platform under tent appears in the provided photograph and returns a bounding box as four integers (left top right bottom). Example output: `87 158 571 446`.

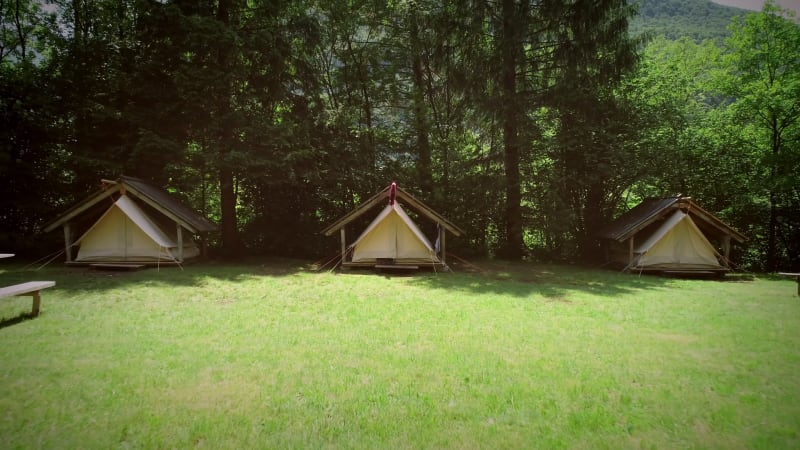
640 268 729 278
340 258 450 272
65 261 183 269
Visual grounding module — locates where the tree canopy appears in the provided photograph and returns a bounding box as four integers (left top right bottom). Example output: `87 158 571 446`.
1 0 797 271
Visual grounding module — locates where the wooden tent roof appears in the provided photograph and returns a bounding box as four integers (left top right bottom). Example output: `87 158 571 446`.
321 184 464 237
44 176 217 234
597 196 745 243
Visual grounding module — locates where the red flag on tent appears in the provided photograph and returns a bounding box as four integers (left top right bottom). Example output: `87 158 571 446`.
389 182 397 205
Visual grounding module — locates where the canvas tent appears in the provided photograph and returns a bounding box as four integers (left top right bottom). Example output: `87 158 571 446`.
72 195 200 263
322 183 464 270
44 176 217 264
597 196 745 273
632 210 722 269
350 201 437 263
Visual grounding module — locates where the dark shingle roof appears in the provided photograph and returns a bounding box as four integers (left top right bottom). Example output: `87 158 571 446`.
597 196 745 243
118 176 217 233
597 197 681 242
44 176 217 234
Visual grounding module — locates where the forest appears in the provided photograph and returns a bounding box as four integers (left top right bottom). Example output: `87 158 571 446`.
630 0 746 43
1 0 798 271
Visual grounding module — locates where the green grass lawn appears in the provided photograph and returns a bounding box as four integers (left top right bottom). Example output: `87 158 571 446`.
0 260 798 449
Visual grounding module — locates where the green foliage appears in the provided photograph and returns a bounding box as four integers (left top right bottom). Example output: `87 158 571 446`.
619 2 800 271
630 0 746 43
0 0 795 270
720 1 800 270
622 36 733 199
0 0 66 252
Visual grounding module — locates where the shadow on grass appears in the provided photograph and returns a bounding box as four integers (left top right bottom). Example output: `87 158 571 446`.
332 259 691 298
0 257 311 295
410 260 759 298
0 257 760 300
0 311 38 329
406 260 681 298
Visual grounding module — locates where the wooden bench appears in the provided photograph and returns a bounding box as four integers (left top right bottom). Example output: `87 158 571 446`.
0 281 56 317
778 273 800 296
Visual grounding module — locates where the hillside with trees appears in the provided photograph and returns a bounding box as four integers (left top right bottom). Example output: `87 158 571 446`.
630 0 748 42
1 0 798 271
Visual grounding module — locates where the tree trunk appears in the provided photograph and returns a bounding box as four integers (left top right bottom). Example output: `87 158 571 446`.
500 0 524 259
582 182 606 262
216 0 242 255
767 114 780 271
219 166 241 255
767 191 777 271
410 15 432 195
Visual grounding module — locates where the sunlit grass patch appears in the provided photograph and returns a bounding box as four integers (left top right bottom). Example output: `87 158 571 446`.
0 261 798 448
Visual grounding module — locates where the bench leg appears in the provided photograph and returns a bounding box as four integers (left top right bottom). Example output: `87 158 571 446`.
31 291 41 317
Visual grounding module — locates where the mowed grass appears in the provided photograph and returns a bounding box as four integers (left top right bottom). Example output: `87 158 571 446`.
0 260 798 449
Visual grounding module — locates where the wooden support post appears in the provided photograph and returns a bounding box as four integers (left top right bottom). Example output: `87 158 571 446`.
721 235 731 267
628 237 634 267
440 227 447 265
176 224 184 262
63 223 73 262
340 228 346 264
31 291 41 316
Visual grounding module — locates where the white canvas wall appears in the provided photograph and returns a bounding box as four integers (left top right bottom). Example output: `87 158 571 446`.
351 203 438 262
635 211 721 269
75 196 199 262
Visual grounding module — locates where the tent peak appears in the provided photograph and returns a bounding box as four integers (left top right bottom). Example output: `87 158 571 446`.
389 182 397 205
321 183 463 237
